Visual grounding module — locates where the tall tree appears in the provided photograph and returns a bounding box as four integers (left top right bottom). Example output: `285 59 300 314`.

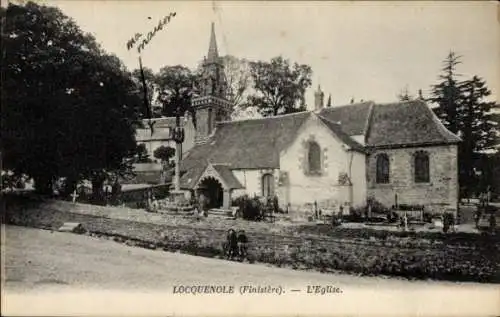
458 76 497 194
429 52 464 134
1 2 141 198
429 52 498 197
131 66 162 118
156 65 197 125
248 56 312 116
221 55 252 108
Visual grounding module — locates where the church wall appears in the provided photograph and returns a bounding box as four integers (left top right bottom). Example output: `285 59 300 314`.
351 151 367 206
279 115 367 214
351 135 365 145
231 169 279 200
367 144 459 215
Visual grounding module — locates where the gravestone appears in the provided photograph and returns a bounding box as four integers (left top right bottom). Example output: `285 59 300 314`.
432 217 443 228
58 222 86 234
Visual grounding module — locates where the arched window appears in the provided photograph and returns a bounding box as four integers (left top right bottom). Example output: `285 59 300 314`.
414 151 430 183
262 174 274 197
376 153 390 184
308 141 321 174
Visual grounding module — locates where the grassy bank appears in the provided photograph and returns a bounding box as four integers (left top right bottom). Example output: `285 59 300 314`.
2 197 499 283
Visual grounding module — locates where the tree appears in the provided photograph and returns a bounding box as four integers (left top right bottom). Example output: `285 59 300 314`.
429 52 498 198
429 52 464 134
460 76 497 153
248 56 312 116
135 144 152 163
458 76 497 194
153 145 175 164
221 55 252 108
156 65 197 125
1 2 141 198
131 66 162 118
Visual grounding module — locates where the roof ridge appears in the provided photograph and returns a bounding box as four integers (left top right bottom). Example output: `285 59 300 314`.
363 102 375 142
316 115 365 152
216 110 310 125
317 114 342 126
420 100 462 142
373 100 417 107
320 100 375 112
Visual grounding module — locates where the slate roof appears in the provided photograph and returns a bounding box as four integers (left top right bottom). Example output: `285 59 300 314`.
317 116 365 152
179 100 460 187
366 100 461 148
181 111 311 171
319 101 374 135
212 164 244 189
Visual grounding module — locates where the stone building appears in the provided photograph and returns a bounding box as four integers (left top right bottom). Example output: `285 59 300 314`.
142 23 461 215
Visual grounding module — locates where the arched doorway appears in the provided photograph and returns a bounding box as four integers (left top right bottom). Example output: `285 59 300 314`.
198 177 224 209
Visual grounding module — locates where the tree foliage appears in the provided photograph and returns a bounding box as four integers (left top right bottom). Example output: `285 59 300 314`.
429 52 498 197
131 66 162 118
135 144 152 163
1 2 141 197
153 145 175 162
221 55 252 108
248 56 312 116
429 52 463 134
156 65 197 125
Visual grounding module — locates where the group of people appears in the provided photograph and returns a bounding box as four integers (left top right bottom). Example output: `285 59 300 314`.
223 229 248 261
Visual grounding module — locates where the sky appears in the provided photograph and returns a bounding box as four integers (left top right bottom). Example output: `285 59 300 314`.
36 0 499 108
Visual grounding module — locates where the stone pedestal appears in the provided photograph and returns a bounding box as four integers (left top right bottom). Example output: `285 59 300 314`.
223 190 231 209
170 190 187 203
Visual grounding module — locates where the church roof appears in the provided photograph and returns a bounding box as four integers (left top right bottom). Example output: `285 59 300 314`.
366 100 461 148
181 111 311 171
319 101 374 135
179 100 460 181
212 164 244 189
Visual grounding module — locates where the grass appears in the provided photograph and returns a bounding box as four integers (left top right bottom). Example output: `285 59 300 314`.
3 196 499 283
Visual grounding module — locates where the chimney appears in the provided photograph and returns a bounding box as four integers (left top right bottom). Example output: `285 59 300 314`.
314 85 324 111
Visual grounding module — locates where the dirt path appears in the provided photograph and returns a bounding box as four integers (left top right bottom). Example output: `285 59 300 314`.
2 225 498 316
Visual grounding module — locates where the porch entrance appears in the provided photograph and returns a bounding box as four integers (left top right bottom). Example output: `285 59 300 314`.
198 177 224 209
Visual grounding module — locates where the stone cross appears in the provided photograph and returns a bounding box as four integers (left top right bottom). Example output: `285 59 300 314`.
71 189 79 204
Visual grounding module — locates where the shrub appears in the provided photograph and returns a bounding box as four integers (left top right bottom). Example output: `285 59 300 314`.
345 207 363 222
367 197 391 214
232 195 264 221
443 212 455 233
423 212 433 223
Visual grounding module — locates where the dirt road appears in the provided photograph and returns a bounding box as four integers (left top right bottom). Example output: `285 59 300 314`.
2 225 498 316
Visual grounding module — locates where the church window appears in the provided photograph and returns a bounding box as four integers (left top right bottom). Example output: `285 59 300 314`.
414 151 430 183
307 141 322 174
376 153 390 184
262 173 274 197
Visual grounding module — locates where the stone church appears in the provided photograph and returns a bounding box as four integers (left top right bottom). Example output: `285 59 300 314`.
140 23 461 215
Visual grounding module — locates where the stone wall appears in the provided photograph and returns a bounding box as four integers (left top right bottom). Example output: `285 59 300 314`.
367 144 458 214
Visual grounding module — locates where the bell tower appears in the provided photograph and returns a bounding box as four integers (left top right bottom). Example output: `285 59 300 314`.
192 22 232 144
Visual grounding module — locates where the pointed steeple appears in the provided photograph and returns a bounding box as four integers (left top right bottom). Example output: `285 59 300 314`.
206 22 219 63
326 94 332 107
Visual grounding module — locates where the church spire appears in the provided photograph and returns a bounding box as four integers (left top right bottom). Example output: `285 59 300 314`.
207 22 219 63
